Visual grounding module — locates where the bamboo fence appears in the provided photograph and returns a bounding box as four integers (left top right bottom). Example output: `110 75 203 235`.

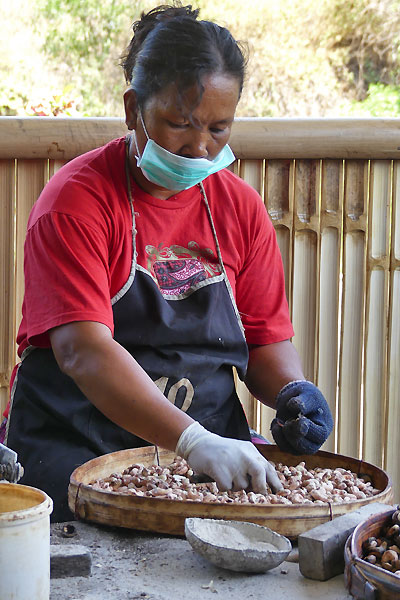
1 117 399 500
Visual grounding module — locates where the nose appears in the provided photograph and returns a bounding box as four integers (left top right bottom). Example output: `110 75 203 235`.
181 129 209 159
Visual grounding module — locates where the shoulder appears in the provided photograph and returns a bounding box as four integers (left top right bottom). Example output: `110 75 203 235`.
203 168 273 231
28 137 127 230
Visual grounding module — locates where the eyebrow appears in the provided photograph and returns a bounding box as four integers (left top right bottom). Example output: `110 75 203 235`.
173 114 233 125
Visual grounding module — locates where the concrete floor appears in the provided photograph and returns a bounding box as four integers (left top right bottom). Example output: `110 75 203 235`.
50 521 352 600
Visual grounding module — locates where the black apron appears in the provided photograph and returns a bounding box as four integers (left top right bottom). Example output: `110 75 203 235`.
6 149 250 522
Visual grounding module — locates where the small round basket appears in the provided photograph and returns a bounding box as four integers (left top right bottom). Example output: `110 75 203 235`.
344 507 400 600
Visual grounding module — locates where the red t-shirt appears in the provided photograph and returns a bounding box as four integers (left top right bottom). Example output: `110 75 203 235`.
17 137 293 357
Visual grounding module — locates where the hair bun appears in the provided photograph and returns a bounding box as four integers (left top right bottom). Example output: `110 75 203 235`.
122 4 200 84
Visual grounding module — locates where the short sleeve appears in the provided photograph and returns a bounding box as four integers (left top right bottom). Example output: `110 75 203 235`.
235 200 294 346
20 211 114 348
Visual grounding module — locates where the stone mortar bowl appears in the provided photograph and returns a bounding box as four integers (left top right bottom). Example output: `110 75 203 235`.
184 518 292 573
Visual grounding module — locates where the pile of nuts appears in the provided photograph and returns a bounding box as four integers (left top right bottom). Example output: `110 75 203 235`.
362 509 400 576
89 456 380 506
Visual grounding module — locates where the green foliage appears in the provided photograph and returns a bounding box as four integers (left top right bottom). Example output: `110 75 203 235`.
36 0 154 116
41 0 126 61
348 83 400 116
314 0 400 97
2 0 400 117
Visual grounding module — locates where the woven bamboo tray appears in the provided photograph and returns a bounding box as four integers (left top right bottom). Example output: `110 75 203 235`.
344 508 400 599
68 445 393 539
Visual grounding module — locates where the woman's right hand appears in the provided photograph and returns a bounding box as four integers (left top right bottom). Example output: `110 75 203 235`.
176 421 282 493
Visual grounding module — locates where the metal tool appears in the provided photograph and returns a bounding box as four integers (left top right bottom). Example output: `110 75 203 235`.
0 441 24 483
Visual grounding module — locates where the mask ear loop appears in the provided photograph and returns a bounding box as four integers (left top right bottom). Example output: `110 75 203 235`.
132 131 141 163
138 109 150 139
133 108 150 163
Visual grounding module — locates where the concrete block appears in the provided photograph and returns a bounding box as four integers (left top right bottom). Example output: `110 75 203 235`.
50 544 92 578
298 502 394 581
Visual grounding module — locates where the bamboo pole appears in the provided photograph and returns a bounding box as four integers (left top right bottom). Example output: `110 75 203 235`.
229 119 400 160
338 160 369 459
318 160 344 453
259 160 295 441
386 161 400 502
291 160 320 382
237 159 266 430
265 160 294 305
239 159 265 199
2 117 400 159
0 160 15 416
363 161 391 468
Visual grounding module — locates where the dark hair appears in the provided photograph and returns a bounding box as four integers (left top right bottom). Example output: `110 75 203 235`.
120 3 247 109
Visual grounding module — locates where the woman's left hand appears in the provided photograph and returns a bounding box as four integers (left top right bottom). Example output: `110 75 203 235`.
270 381 334 455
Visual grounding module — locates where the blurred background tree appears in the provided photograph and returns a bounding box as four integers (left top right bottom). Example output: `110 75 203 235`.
1 0 400 117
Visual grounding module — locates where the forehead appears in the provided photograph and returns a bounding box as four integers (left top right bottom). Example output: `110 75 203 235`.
144 73 240 121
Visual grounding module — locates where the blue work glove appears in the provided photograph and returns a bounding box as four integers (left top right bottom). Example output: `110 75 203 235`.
270 380 333 455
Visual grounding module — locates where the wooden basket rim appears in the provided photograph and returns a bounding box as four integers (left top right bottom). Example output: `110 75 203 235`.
69 444 392 509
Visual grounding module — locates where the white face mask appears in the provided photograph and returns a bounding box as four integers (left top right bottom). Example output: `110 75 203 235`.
133 111 235 191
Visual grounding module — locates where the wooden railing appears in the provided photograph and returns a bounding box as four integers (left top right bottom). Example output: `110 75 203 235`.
1 116 399 500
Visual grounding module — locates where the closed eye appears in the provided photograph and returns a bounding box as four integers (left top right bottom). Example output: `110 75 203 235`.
210 127 227 134
167 120 189 129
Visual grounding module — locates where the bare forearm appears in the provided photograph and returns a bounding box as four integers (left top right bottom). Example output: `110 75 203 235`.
50 322 193 450
244 340 305 408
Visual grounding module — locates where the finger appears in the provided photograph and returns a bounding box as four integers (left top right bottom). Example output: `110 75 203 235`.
284 415 330 447
241 447 269 493
247 462 268 493
264 463 283 492
248 462 282 494
285 396 305 416
245 451 283 493
209 466 233 491
282 415 310 438
249 447 283 490
302 419 331 445
283 417 322 454
271 418 298 453
232 473 250 491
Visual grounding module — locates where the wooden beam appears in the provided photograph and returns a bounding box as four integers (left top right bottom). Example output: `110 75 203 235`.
1 117 400 160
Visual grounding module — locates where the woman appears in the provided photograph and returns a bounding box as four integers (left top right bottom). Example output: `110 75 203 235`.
5 4 333 521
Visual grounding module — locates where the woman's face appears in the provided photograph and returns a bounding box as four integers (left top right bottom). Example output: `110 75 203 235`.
124 72 240 198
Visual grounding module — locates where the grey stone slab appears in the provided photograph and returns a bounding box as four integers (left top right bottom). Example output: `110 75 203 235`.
50 544 92 578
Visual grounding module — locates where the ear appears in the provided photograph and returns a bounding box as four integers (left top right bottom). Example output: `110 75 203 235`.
124 88 139 130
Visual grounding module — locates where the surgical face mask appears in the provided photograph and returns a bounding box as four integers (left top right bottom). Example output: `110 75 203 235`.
132 112 235 191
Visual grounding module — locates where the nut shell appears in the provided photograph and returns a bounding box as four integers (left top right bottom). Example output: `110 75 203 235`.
381 550 398 563
391 510 400 525
386 524 400 537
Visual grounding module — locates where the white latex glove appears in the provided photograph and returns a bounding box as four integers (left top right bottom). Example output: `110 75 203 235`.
176 422 282 493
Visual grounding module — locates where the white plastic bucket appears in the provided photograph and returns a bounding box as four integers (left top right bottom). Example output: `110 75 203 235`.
0 482 53 600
